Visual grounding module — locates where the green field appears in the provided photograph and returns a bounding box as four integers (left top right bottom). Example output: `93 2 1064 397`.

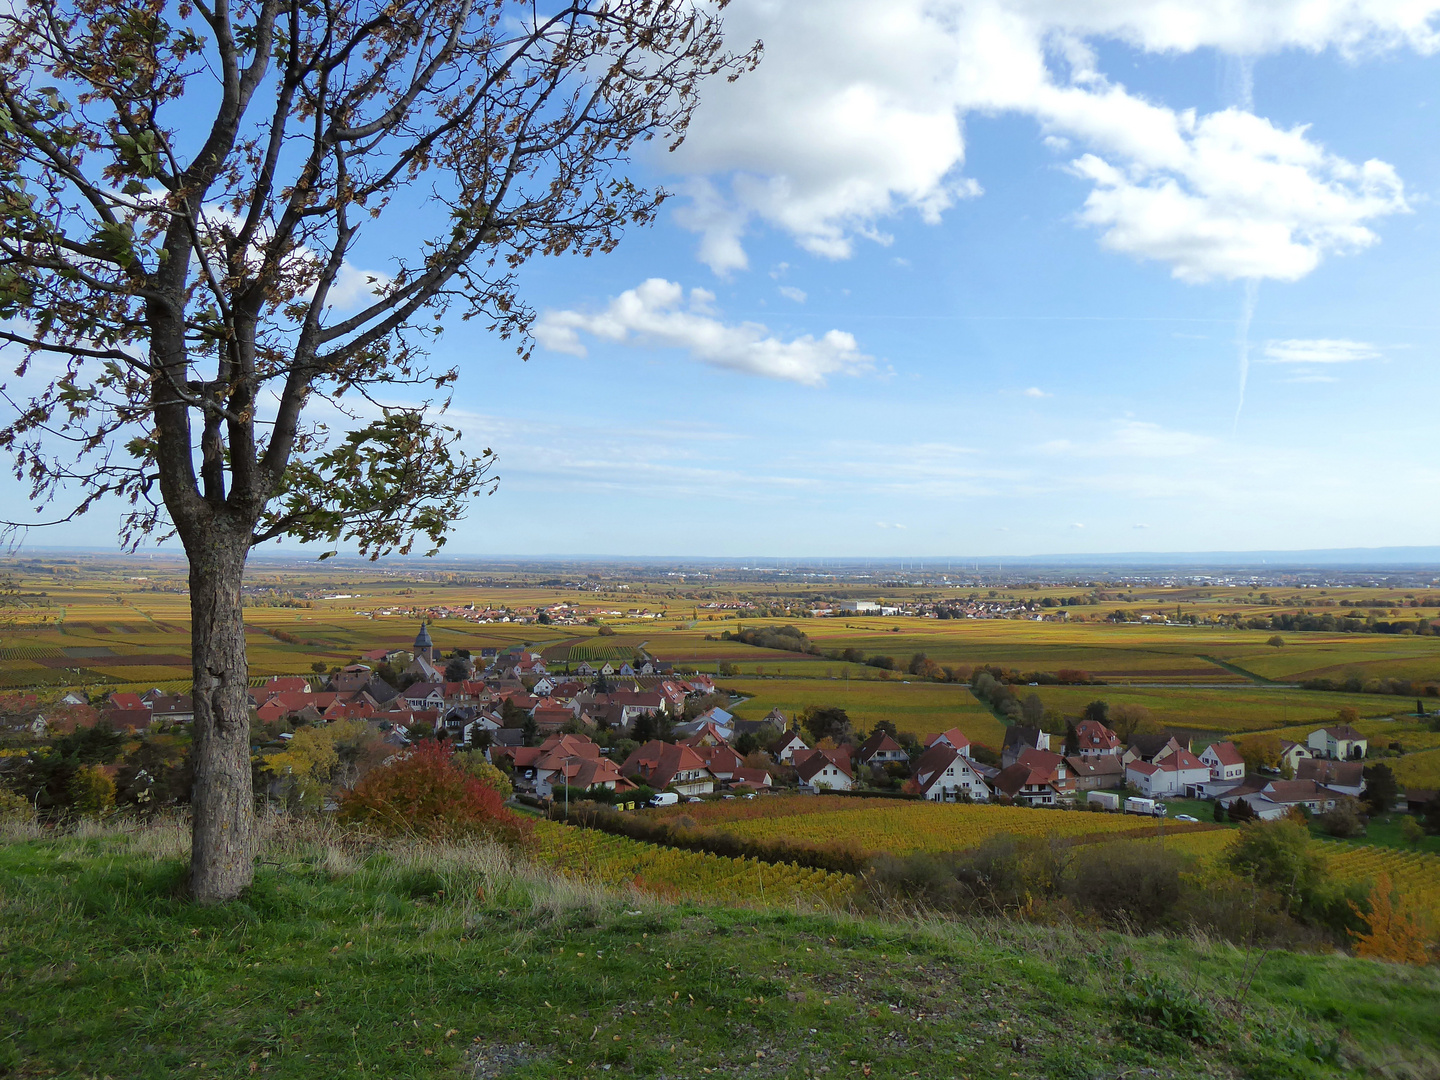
1019 684 1402 735
723 676 1007 747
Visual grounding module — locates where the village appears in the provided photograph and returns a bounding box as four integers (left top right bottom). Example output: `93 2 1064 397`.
71 621 1400 828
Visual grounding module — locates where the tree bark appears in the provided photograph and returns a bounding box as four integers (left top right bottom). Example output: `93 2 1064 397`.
186 528 257 902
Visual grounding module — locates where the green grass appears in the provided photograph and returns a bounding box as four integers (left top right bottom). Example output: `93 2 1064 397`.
3 821 1439 1080
1307 814 1440 856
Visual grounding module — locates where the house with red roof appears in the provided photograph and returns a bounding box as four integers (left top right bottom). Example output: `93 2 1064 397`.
793 747 854 792
1219 778 1349 820
992 757 1070 807
1072 719 1122 758
1125 747 1210 798
912 742 990 802
262 676 312 694
923 727 971 756
107 692 147 713
1064 754 1125 791
731 766 774 790
690 742 745 782
1199 741 1246 786
857 730 909 767
769 730 809 765
620 741 715 796
1296 759 1366 798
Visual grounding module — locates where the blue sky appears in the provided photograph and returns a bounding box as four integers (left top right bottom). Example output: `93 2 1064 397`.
12 1 1440 559
420 2 1440 558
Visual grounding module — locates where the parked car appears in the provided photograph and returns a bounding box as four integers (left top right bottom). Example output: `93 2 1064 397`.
1173 814 1199 822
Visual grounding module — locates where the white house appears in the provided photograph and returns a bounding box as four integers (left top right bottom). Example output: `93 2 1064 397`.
913 743 991 802
769 730 809 764
1200 741 1246 782
1279 739 1312 773
1125 748 1210 797
1307 725 1367 761
794 749 854 792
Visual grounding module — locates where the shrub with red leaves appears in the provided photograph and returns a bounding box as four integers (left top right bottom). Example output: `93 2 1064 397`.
338 740 530 845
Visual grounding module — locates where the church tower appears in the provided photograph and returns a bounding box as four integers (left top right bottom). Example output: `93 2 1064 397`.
413 620 435 663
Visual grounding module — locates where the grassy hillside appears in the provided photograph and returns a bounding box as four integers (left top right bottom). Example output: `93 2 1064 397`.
2 820 1438 1080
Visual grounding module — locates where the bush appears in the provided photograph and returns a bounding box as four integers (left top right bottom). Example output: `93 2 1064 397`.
454 752 513 799
339 741 530 844
69 765 116 816
0 788 33 821
1315 798 1365 839
1066 842 1185 931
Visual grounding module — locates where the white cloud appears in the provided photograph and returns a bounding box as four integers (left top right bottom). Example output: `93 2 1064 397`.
778 285 808 303
1261 338 1383 363
670 0 1429 278
324 261 391 309
533 278 870 386
1022 386 1051 398
1133 523 1149 529
1070 522 1085 529
876 521 907 529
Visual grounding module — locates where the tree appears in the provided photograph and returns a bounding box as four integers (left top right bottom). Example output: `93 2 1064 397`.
1362 763 1399 815
1236 733 1283 773
1350 873 1430 964
0 0 754 901
310 660 328 675
1063 719 1079 757
444 656 472 683
800 706 852 745
1107 703 1154 742
1267 635 1286 648
1212 800 1227 823
1225 818 1323 905
1021 693 1044 725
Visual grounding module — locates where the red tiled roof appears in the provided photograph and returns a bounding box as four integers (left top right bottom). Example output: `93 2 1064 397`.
1205 741 1244 767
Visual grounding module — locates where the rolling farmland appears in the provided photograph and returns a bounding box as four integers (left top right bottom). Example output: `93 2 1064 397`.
4 555 1440 785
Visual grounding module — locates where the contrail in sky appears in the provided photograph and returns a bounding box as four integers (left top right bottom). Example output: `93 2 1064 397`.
1234 278 1259 431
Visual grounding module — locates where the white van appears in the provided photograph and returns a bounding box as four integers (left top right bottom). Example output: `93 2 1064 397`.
648 792 679 807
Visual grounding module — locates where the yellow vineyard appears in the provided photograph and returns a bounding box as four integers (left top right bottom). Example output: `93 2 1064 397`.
1323 843 1440 923
530 820 855 908
674 798 1223 855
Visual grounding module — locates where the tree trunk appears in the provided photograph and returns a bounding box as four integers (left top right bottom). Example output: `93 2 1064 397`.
186 529 257 902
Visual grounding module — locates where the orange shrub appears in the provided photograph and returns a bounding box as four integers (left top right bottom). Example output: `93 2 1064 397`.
339 740 530 845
